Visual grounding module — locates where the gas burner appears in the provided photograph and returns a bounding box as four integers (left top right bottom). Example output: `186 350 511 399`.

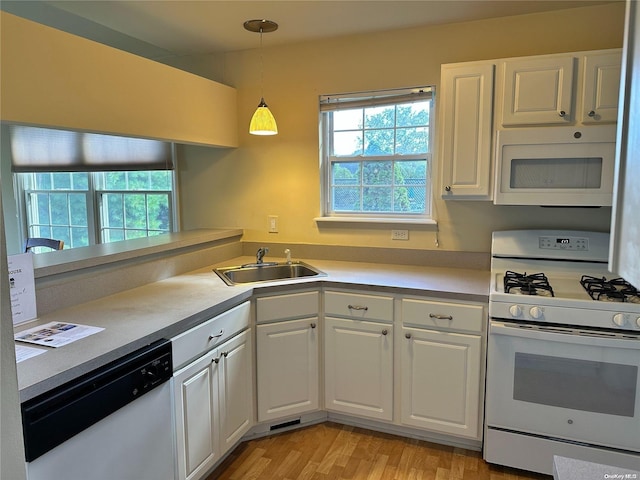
580 275 640 303
504 271 555 297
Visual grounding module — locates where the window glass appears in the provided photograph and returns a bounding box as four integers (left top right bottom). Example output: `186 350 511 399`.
321 89 433 218
19 170 174 252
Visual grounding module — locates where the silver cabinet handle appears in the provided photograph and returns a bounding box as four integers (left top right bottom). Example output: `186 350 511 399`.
222 351 229 358
444 185 451 192
212 356 220 364
382 329 388 336
310 322 316 329
209 329 224 341
405 332 412 339
559 110 567 117
348 304 368 311
588 110 596 117
429 313 453 320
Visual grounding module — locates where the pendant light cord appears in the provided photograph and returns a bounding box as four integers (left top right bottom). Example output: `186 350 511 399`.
259 27 264 100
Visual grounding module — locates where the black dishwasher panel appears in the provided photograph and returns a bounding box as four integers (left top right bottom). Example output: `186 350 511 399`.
22 338 172 462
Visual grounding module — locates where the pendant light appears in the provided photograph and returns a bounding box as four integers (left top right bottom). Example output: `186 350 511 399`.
244 19 278 136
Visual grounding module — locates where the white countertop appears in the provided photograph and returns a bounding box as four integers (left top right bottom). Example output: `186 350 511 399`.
15 256 489 402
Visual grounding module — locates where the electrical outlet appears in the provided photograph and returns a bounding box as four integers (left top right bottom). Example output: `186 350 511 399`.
391 229 409 240
268 215 279 233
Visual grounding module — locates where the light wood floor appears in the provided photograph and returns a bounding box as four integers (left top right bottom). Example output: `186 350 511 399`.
207 422 552 480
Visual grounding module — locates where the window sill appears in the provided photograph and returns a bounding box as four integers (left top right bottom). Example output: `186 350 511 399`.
314 216 437 229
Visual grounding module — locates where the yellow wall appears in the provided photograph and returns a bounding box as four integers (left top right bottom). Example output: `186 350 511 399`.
178 3 624 253
0 12 238 148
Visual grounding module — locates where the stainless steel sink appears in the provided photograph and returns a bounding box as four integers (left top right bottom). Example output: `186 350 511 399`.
214 261 326 286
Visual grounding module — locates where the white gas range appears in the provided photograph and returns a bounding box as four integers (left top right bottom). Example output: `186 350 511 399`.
484 230 640 475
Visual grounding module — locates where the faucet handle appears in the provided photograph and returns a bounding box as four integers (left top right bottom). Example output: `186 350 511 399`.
284 248 292 264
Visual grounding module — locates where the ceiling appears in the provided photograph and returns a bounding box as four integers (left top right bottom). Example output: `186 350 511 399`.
2 0 619 61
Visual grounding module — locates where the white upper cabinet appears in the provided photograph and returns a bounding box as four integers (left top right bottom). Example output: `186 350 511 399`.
501 55 575 126
439 62 495 199
499 49 622 127
580 51 622 124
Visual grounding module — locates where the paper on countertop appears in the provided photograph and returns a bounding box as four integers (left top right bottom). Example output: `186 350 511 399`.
15 322 104 348
15 344 46 363
8 253 37 325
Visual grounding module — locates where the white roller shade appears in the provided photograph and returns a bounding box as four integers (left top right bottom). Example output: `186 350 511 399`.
10 125 173 172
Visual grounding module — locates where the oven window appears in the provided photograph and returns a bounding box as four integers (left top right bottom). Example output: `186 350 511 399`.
513 353 637 417
510 157 603 189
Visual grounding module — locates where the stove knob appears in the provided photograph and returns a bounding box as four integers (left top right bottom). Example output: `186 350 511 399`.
509 305 522 317
529 306 544 319
613 313 628 327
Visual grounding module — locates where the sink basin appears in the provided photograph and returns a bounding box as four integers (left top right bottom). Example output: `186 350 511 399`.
214 261 326 286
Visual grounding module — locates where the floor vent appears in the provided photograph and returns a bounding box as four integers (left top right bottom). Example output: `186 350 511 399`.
270 418 301 431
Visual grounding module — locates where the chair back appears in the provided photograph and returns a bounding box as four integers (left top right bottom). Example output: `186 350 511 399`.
24 238 65 253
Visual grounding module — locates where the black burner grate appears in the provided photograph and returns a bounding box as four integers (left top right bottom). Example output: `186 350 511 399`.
580 275 640 302
504 271 554 296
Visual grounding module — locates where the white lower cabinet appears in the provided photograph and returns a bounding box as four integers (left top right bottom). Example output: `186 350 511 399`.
255 290 320 423
218 330 253 452
400 297 485 440
172 302 253 480
173 349 219 480
400 327 481 438
256 317 319 422
324 317 393 421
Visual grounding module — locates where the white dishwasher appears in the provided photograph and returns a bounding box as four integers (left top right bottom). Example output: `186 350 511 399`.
22 339 175 480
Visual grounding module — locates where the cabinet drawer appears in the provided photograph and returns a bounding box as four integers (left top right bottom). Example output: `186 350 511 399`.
172 301 250 369
256 291 319 323
402 299 484 333
325 291 393 323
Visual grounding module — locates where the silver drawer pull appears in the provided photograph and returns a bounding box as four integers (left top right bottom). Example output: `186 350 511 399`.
222 351 229 358
429 314 453 320
310 322 317 329
212 356 221 364
382 329 388 336
209 329 224 341
348 304 368 311
405 332 412 339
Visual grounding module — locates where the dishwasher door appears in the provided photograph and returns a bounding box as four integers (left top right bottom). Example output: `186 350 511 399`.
27 381 175 480
23 339 175 480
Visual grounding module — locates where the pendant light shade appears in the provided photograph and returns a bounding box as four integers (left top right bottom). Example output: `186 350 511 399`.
249 97 278 135
244 19 278 136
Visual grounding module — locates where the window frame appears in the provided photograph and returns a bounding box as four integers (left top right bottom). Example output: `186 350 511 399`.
319 87 436 225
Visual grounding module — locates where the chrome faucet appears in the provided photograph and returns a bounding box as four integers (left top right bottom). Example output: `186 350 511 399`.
256 247 269 264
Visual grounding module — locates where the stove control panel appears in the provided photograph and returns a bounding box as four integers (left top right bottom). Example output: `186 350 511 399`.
539 235 589 251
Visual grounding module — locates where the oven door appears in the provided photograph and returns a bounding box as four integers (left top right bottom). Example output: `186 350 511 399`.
486 320 640 452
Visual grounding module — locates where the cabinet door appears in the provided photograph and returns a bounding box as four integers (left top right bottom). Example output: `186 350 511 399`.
217 329 253 454
502 56 575 125
581 51 622 124
173 352 219 480
324 317 393 421
440 62 495 199
401 327 481 439
256 318 319 422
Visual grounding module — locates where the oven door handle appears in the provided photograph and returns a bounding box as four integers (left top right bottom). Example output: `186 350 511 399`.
490 322 640 350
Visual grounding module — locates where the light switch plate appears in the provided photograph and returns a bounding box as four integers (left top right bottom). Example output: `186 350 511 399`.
268 215 279 233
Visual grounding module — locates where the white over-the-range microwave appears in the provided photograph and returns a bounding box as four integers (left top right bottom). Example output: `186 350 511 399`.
494 125 617 206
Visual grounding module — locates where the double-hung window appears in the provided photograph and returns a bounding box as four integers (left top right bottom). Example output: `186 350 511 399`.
320 87 434 221
10 126 176 252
